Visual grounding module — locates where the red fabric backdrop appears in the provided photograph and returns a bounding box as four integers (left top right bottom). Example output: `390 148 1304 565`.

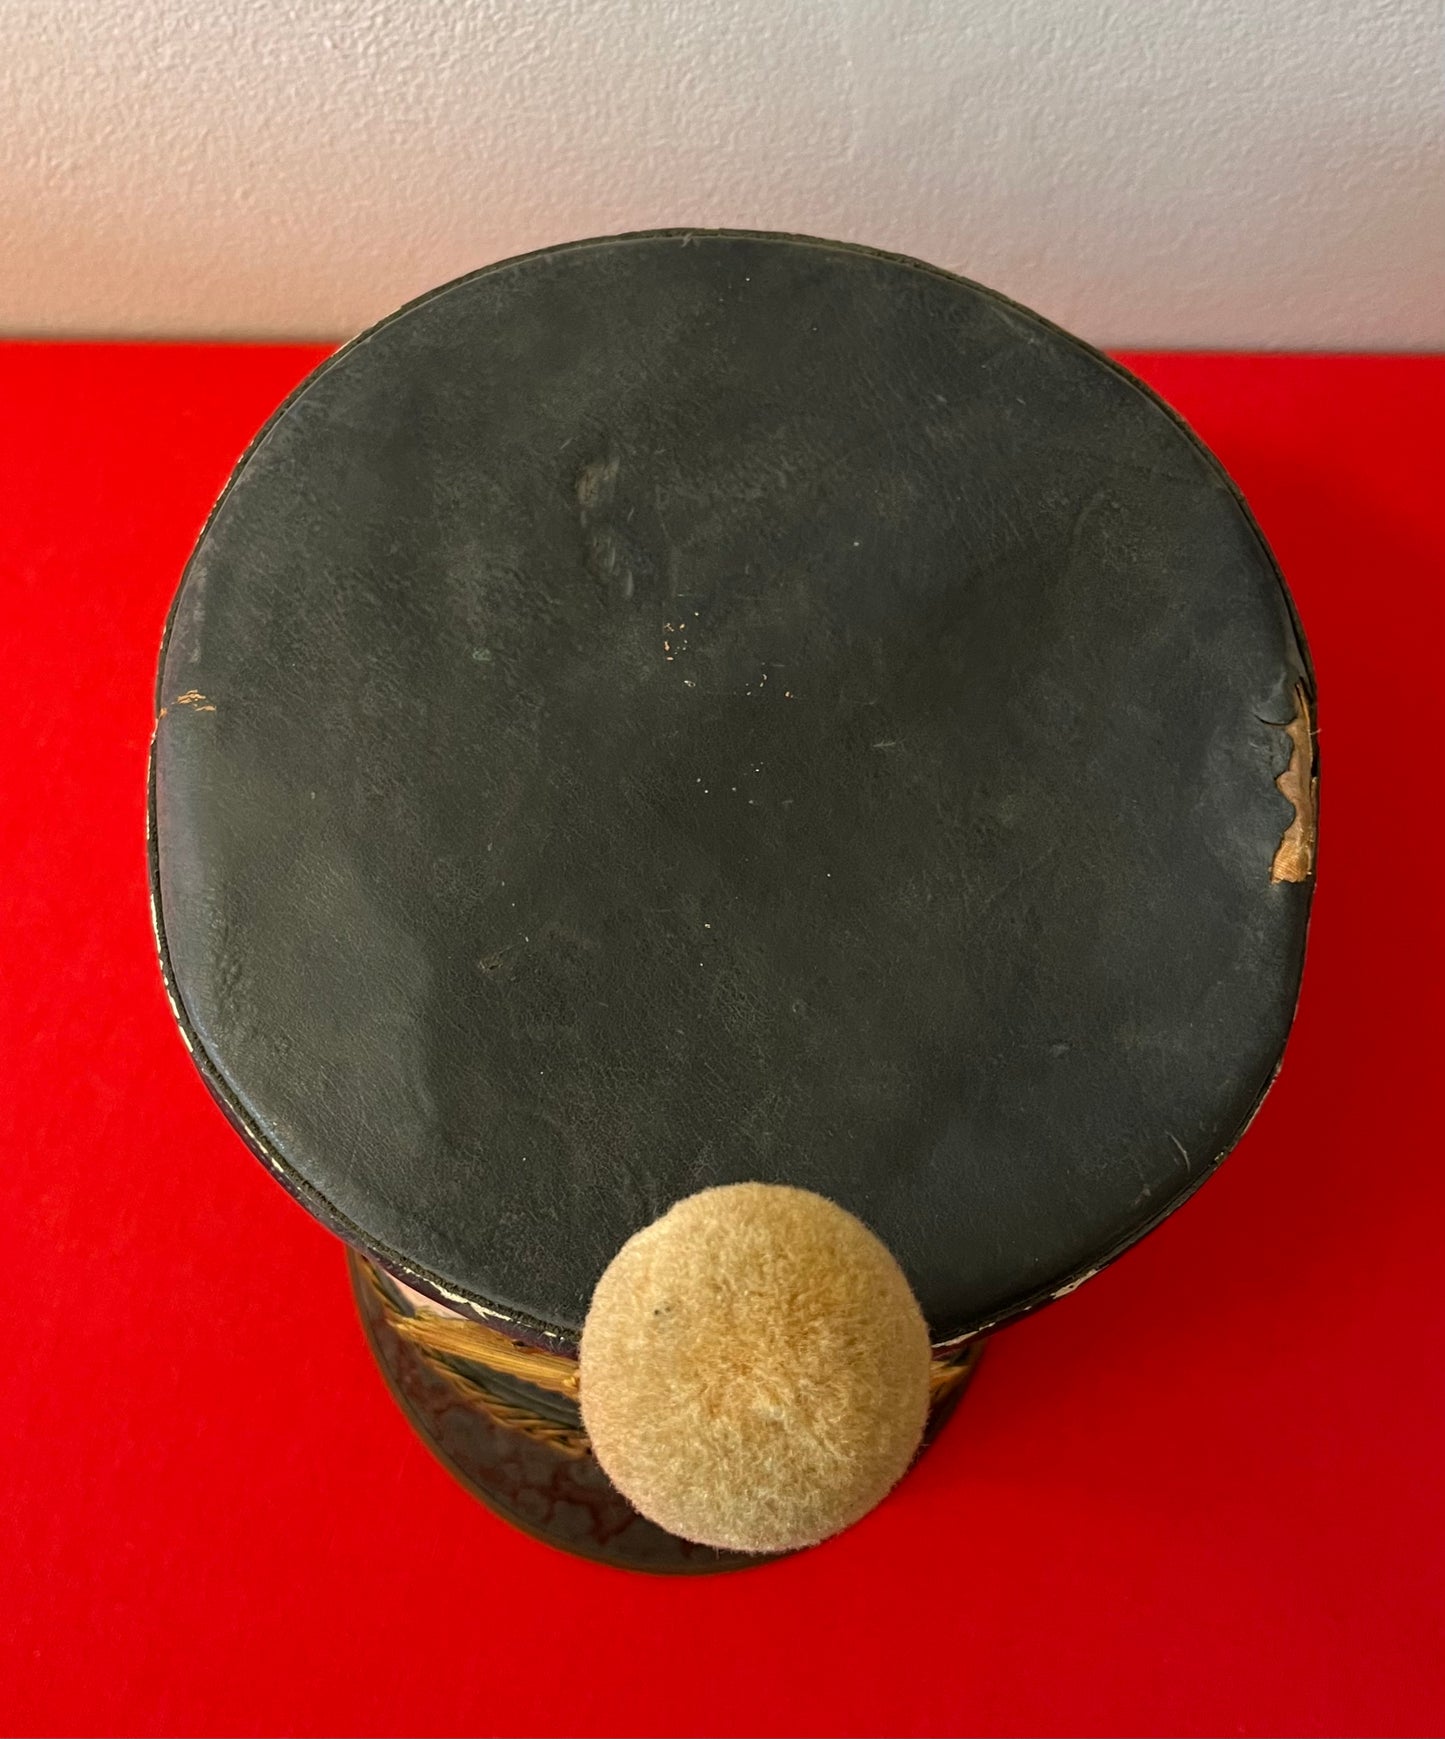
2 344 1442 1739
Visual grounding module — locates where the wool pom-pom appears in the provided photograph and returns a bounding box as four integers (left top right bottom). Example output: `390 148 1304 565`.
579 1183 932 1554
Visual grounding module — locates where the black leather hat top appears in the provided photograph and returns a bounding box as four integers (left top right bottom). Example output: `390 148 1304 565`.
152 231 1313 1345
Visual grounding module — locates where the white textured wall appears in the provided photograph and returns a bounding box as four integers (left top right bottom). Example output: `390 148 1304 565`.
0 0 1440 346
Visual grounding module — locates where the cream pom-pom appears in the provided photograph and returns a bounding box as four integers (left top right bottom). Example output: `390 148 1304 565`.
578 1183 932 1554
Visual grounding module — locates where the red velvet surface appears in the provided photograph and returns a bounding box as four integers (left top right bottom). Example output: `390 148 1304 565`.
2 343 1442 1739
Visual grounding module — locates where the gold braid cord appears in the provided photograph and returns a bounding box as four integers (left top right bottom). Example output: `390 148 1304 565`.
363 1258 981 1457
417 1359 592 1458
929 1338 985 1406
362 1263 590 1456
387 1308 581 1398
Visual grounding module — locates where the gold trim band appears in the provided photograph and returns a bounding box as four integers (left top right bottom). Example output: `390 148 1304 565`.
363 1256 982 1422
